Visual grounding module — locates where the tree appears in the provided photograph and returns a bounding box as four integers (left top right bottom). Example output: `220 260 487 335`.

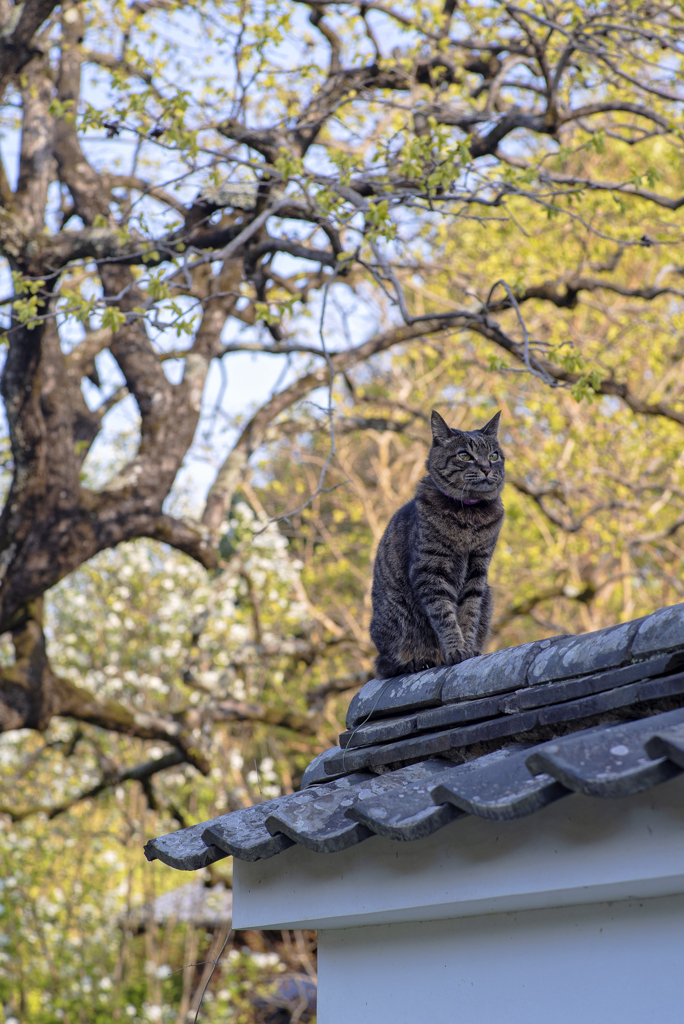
2 0 684 786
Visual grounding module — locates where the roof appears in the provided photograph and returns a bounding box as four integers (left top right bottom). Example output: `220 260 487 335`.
124 881 232 929
145 602 684 871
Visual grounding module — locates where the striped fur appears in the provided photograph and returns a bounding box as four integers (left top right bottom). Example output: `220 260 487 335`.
370 410 505 678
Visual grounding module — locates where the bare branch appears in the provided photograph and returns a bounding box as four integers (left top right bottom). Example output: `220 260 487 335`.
202 316 458 535
509 476 630 533
212 699 321 734
0 749 187 822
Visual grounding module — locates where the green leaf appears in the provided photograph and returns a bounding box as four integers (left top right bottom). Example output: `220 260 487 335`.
101 306 128 331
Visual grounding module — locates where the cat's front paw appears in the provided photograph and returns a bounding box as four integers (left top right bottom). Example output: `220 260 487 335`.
444 647 479 665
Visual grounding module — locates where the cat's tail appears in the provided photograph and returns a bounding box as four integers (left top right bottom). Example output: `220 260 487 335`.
374 653 404 679
374 653 441 678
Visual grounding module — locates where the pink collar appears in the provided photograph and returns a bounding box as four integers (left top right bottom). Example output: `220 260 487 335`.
437 485 480 505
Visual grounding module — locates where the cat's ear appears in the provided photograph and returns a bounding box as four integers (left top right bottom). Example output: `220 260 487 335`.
480 410 501 437
431 410 452 444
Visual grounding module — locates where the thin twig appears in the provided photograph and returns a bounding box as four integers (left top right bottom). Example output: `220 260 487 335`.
484 279 558 387
254 269 344 531
254 758 263 801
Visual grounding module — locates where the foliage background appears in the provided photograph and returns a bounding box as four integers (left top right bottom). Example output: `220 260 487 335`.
2 0 684 1019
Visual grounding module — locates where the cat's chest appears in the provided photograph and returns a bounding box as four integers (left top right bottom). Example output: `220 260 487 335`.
431 515 478 554
444 544 475 581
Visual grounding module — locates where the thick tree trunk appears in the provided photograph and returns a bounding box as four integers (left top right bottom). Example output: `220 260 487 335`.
0 317 50 629
0 599 56 730
0 291 216 635
0 298 214 742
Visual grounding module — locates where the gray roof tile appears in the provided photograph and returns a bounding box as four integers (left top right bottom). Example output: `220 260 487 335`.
430 746 570 820
536 680 642 726
205 774 372 860
638 669 684 702
266 763 444 853
344 758 462 841
144 816 232 870
340 694 502 750
440 640 551 702
527 619 642 685
325 710 539 775
526 708 684 797
501 652 682 712
201 804 296 863
341 710 419 750
631 601 684 657
644 722 684 766
345 669 445 729
300 746 345 788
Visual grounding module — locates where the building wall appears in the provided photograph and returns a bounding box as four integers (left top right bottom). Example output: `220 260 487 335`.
318 893 684 1024
233 776 684 1022
233 774 684 931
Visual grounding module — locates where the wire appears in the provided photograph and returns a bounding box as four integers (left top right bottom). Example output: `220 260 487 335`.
192 928 234 1024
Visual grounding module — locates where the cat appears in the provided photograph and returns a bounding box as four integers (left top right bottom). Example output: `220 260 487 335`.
370 409 505 678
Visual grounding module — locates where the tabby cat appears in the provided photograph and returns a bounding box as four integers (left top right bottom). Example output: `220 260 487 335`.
370 410 505 678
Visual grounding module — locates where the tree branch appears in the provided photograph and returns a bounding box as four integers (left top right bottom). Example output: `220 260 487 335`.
493 583 595 631
212 698 321 734
0 749 187 822
495 151 684 212
508 476 629 533
0 0 59 99
201 317 457 535
0 601 211 777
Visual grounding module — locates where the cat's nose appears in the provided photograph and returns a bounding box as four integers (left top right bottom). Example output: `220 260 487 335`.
480 464 491 476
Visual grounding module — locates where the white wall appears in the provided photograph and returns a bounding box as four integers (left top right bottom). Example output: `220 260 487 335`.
318 893 684 1024
233 774 684 930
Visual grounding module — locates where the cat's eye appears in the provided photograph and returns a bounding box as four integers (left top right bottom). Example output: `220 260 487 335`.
458 451 472 461
489 452 499 462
